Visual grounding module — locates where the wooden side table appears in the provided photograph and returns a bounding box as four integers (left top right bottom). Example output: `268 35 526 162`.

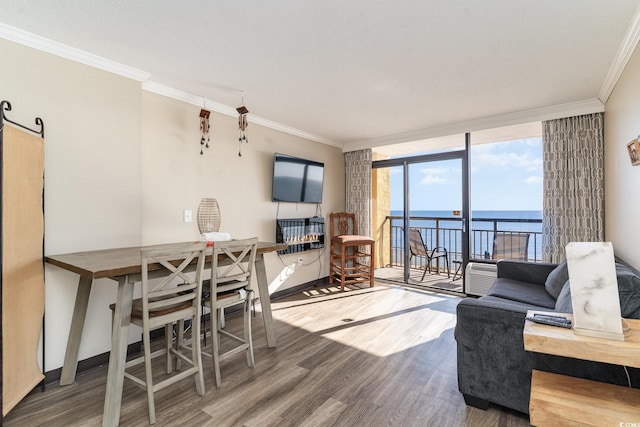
523 311 640 426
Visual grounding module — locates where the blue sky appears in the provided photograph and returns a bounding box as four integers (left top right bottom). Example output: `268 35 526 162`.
390 138 543 212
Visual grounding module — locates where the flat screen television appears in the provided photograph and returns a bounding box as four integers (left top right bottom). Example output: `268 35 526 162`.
272 153 324 203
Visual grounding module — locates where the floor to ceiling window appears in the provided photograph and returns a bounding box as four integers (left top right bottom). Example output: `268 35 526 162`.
371 122 542 295
469 123 543 263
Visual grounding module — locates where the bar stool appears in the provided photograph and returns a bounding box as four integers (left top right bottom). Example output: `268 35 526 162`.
329 212 375 291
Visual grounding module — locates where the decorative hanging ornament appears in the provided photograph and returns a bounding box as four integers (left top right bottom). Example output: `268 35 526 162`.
236 105 249 157
199 108 211 155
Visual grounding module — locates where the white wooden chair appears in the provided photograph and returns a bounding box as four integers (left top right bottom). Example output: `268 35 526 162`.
109 242 207 425
202 237 258 388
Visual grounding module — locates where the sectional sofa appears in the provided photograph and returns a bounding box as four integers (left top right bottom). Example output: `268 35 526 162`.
455 258 640 413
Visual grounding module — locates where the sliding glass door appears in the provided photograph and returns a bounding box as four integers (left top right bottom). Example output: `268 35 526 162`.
408 157 464 288
372 139 469 292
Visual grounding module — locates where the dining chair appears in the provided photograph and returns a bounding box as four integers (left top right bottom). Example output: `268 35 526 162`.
329 212 375 291
492 231 530 261
202 237 258 388
408 228 450 280
109 242 207 425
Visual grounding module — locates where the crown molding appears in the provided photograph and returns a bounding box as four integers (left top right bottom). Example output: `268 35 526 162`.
0 23 150 81
343 98 605 152
599 4 640 103
249 115 339 147
142 81 339 147
1 23 339 146
142 81 237 116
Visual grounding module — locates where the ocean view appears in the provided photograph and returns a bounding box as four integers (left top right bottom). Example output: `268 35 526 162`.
388 210 543 261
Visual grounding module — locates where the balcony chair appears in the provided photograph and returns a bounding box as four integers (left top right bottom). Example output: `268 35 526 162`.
492 231 530 261
408 228 450 280
109 242 207 425
329 212 375 291
202 237 258 388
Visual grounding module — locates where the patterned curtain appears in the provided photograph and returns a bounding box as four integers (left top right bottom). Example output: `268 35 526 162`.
344 149 372 236
542 112 604 263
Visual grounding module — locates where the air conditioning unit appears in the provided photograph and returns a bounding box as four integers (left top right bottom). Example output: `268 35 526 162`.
465 262 497 296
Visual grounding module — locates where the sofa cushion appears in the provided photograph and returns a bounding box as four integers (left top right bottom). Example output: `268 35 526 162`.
479 295 551 312
487 278 557 309
616 263 640 319
544 259 569 300
553 263 640 319
554 281 572 313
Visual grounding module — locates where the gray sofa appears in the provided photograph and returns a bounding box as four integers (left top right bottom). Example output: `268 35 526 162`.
455 258 640 414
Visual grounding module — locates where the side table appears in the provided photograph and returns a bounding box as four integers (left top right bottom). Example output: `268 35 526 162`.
523 310 640 426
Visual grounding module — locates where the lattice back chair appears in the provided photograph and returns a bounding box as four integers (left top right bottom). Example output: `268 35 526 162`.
408 228 450 280
203 237 258 388
109 242 207 425
329 212 375 291
492 232 530 261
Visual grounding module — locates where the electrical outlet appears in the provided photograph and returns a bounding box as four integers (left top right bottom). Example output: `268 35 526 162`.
183 209 193 222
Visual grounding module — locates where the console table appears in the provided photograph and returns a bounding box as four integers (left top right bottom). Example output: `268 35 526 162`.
523 311 640 426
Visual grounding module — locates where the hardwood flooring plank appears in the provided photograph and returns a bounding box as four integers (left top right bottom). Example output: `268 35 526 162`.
202 364 310 426
296 397 348 427
4 282 531 426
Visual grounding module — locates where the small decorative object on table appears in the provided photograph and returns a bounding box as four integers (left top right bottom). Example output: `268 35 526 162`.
197 197 221 234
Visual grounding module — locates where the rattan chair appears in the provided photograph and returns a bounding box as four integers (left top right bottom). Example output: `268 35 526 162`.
202 237 258 388
109 242 207 425
329 212 375 291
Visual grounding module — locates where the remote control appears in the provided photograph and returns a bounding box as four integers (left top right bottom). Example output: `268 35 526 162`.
526 316 572 328
533 313 570 322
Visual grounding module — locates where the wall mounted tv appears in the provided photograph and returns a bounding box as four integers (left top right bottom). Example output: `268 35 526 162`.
272 153 324 203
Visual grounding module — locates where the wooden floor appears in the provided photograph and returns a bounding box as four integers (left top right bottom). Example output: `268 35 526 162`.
4 282 530 426
375 267 464 293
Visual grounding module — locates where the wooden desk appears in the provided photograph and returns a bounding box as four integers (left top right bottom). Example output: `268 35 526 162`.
45 241 286 427
523 311 640 426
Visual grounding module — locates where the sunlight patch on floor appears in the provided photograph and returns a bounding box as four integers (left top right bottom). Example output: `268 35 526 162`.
271 284 459 358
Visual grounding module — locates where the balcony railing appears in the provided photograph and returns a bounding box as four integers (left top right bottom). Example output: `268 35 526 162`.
385 215 543 273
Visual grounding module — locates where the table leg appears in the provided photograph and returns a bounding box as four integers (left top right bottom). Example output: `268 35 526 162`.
102 276 133 427
254 253 276 348
59 275 93 386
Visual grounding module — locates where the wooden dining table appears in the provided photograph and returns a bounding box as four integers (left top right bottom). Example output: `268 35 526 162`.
45 240 286 427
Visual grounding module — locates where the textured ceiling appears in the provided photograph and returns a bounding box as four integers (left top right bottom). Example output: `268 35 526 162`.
1 0 639 148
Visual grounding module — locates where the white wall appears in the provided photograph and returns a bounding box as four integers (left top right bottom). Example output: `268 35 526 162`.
1 39 344 372
605 42 640 268
1 39 142 371
140 91 344 298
